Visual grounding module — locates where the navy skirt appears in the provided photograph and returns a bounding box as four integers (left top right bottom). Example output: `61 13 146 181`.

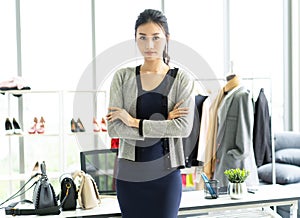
116 163 182 218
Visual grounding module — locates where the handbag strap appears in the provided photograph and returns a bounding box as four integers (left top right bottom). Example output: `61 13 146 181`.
0 173 40 209
60 179 73 206
5 200 36 216
5 200 60 216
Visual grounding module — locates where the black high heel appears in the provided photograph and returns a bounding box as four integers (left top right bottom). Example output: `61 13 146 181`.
5 118 13 135
12 118 22 134
71 118 78 133
77 118 85 132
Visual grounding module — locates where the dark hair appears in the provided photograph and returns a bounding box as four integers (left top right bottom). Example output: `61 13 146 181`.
135 9 170 65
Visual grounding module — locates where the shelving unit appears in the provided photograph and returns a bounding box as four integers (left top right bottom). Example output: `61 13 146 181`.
0 89 109 201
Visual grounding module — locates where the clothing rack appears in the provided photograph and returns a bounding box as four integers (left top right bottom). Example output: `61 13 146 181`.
193 76 276 185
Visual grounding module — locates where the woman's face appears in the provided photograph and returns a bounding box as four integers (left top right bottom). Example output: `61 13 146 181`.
136 22 167 61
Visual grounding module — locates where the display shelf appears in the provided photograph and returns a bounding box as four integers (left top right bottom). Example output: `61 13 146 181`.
0 89 109 202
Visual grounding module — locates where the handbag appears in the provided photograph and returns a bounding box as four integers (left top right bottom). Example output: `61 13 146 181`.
32 161 60 215
72 170 101 209
59 174 77 211
5 161 60 216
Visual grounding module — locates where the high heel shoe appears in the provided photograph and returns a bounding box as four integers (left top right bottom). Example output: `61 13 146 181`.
101 117 107 132
93 118 101 132
5 118 13 135
36 116 45 134
12 118 22 134
77 118 85 132
28 117 38 134
31 161 41 181
71 118 78 133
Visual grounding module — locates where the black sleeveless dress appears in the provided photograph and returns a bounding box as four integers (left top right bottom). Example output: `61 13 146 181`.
116 66 182 218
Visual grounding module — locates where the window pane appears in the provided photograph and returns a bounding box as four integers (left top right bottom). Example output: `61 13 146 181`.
230 0 284 131
165 0 224 77
21 0 92 90
95 0 161 54
0 1 17 79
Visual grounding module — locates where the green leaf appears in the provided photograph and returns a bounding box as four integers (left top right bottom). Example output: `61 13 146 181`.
224 168 250 183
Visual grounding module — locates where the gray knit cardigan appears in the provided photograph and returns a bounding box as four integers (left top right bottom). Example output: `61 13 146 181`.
107 66 195 168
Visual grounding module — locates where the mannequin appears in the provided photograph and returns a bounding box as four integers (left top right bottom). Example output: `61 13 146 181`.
214 76 259 188
226 74 236 82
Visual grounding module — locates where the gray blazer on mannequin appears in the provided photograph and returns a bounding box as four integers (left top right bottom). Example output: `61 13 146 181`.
213 86 259 188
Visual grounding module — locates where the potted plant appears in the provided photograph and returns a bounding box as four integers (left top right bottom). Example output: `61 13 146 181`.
224 168 250 199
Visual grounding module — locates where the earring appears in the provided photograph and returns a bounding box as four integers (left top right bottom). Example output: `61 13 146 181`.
163 43 169 64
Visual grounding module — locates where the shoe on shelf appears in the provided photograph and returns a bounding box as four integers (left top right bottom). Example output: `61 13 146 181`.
77 118 85 132
5 118 13 135
12 118 22 135
93 118 101 132
31 161 41 181
36 116 45 134
101 117 107 132
28 117 38 134
71 118 78 133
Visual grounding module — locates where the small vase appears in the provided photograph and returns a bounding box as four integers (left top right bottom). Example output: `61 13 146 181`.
228 182 247 199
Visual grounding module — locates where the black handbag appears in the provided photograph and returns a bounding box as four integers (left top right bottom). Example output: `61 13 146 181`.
59 174 77 211
32 161 60 215
5 161 61 216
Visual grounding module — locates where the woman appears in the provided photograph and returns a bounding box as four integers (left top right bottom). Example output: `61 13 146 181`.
106 9 194 218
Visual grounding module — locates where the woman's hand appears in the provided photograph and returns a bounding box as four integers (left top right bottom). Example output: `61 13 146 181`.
106 107 139 127
168 100 189 120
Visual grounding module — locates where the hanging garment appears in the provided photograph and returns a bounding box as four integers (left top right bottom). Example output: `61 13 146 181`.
214 86 259 188
183 94 208 167
253 88 272 167
197 99 209 163
204 76 241 179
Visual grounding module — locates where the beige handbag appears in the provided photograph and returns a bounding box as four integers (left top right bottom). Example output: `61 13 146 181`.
72 170 101 209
